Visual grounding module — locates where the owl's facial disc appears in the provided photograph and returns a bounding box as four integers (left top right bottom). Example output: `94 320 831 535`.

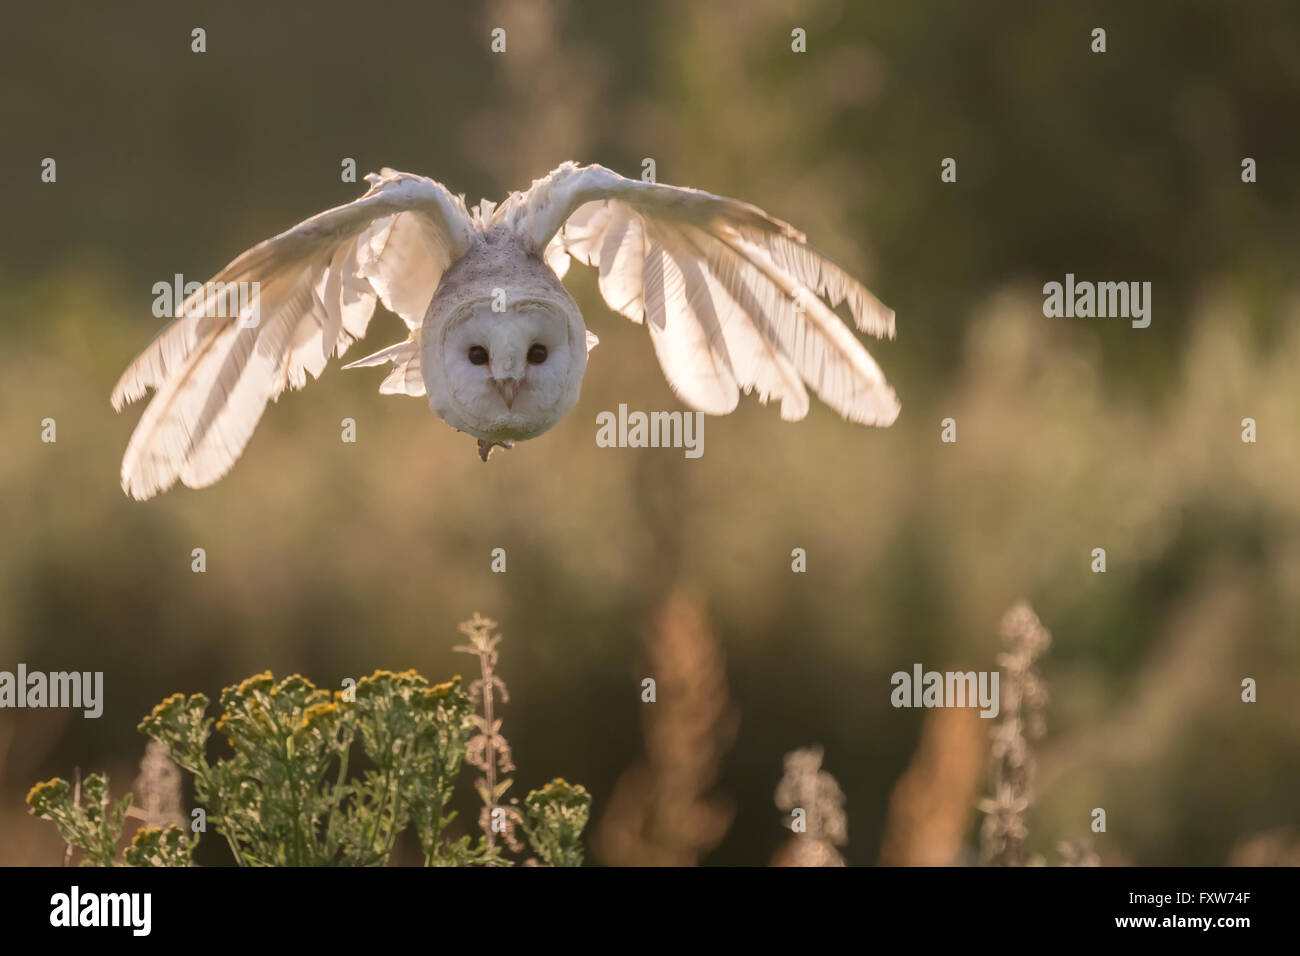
428 298 588 444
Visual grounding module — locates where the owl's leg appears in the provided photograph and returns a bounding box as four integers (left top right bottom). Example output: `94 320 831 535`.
477 438 514 462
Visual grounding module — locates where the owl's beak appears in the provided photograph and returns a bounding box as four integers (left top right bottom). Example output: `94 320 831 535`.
493 377 522 409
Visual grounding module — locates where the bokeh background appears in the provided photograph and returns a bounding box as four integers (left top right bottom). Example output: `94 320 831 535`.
1 0 1298 865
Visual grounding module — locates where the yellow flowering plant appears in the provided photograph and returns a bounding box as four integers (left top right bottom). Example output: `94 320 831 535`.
25 774 166 867
28 620 590 866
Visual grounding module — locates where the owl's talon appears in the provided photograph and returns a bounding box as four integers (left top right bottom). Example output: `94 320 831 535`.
477 438 514 462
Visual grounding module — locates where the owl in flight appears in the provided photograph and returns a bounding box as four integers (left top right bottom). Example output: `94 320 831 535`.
112 163 899 498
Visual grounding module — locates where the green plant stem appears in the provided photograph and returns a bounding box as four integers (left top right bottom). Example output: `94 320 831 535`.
481 650 497 850
323 729 353 861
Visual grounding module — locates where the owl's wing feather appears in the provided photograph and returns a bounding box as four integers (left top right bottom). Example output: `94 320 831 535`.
524 163 897 426
112 172 475 499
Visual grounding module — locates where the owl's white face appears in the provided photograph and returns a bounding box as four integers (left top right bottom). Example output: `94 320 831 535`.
426 299 587 443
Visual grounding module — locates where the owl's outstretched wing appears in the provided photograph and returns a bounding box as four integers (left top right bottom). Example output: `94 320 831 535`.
111 171 476 500
519 163 898 426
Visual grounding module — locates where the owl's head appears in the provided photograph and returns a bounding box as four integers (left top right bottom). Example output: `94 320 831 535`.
424 252 587 445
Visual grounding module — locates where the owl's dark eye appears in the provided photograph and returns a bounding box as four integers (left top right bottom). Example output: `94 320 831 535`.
467 345 489 366
527 344 548 365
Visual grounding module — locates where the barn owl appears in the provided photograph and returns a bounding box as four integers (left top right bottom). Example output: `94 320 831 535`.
112 163 899 499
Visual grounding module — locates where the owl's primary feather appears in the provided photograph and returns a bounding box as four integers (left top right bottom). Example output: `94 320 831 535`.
112 163 899 499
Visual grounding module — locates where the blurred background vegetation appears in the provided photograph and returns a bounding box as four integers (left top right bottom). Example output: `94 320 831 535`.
1 0 1298 865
